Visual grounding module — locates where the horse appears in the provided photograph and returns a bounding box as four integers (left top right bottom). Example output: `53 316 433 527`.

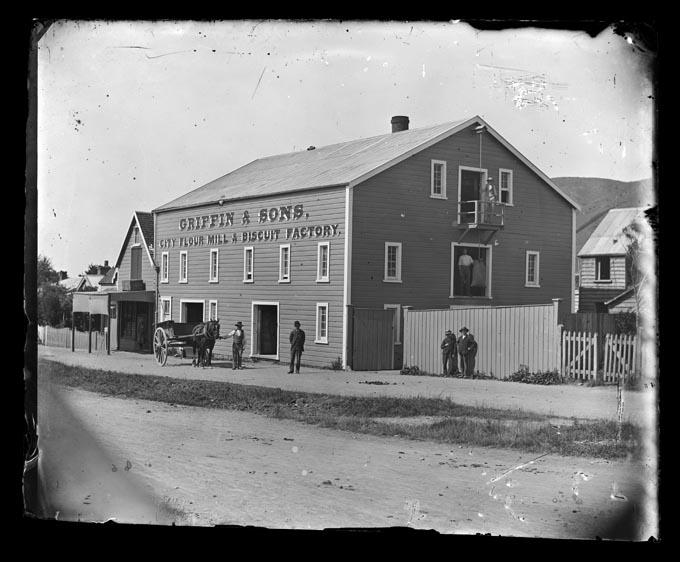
191 320 221 367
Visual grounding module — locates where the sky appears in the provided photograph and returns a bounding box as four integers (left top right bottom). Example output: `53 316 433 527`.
36 20 655 277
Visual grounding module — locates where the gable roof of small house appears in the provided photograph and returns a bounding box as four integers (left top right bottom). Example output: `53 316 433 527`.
114 211 156 270
153 115 580 213
58 276 89 292
577 207 647 257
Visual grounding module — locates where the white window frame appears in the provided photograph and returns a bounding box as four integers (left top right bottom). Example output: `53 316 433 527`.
161 252 169 283
209 248 219 283
450 242 493 298
179 299 206 323
278 244 291 283
159 296 172 322
384 242 402 283
243 247 254 283
525 251 540 288
317 242 330 283
133 226 140 245
315 302 329 344
208 299 218 321
595 256 611 282
430 160 447 199
384 304 401 344
498 168 514 205
178 251 188 283
457 166 488 224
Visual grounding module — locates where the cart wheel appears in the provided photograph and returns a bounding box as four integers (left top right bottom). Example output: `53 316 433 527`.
153 327 168 366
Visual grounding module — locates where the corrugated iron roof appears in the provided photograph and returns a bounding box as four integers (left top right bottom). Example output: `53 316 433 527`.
577 208 647 257
99 267 117 285
58 276 88 292
154 115 580 213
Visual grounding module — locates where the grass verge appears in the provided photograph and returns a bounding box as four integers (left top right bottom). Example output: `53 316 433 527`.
40 358 641 459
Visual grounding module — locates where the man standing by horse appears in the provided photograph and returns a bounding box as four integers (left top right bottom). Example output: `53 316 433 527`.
226 321 246 370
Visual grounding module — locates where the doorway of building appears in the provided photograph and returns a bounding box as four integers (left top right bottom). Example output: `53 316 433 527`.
252 302 278 358
459 168 485 223
182 301 204 324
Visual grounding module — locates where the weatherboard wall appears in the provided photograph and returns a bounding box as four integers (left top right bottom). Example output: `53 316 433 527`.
350 123 573 311
154 186 346 368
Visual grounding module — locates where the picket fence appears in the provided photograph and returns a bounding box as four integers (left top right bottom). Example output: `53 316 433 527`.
602 333 638 382
38 325 108 352
561 330 598 380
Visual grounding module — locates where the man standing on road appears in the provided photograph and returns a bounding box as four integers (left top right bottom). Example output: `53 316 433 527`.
289 321 305 374
457 327 477 377
440 330 456 376
226 321 246 370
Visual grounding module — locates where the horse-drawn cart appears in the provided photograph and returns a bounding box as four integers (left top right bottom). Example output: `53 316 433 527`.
152 321 201 366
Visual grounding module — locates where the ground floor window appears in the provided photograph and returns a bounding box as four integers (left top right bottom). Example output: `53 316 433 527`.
451 243 491 297
160 297 172 321
316 302 329 344
208 300 218 321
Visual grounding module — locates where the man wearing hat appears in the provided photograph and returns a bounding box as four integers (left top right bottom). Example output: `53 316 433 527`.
226 321 246 370
457 327 477 377
440 329 457 376
289 321 306 374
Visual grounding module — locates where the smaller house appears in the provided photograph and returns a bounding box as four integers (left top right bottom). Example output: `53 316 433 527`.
58 275 92 293
576 207 646 312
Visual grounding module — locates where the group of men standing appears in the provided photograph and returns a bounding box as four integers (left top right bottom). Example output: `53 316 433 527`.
440 327 477 377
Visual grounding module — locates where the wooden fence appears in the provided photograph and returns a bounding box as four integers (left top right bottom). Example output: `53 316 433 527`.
403 302 561 379
561 330 598 380
602 333 638 382
38 325 108 352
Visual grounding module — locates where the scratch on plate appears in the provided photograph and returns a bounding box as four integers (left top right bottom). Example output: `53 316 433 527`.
251 67 267 99
145 50 192 60
487 452 549 484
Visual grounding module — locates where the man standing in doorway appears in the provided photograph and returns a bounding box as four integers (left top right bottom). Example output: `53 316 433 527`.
458 249 473 296
227 321 246 370
289 321 305 374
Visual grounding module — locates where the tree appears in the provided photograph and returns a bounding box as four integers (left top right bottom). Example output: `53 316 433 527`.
37 284 69 327
86 263 111 275
38 255 60 285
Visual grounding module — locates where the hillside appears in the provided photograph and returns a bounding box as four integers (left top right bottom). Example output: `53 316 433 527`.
550 177 655 252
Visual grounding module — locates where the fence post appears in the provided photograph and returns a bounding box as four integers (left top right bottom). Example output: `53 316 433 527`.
593 332 600 381
71 319 75 352
88 313 92 354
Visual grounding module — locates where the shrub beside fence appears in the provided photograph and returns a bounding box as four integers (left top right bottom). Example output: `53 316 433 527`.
38 325 108 352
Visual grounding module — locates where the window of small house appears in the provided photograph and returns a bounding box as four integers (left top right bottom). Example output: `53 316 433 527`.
596 256 611 281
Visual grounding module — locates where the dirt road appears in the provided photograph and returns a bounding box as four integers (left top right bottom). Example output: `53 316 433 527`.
37 377 657 538
39 347 656 425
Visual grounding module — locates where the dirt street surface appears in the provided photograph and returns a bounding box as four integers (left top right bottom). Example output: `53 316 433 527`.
37 378 655 538
39 347 656 425
36 346 658 537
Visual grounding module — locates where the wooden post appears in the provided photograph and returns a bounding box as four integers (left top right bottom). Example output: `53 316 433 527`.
71 316 75 352
107 312 111 355
594 332 598 381
88 313 92 354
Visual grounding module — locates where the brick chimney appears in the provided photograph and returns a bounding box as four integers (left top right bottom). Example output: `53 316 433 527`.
391 115 409 133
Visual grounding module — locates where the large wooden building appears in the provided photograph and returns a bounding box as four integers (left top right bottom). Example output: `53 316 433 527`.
109 115 580 369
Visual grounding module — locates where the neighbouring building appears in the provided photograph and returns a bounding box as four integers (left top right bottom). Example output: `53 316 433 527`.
576 207 647 313
107 114 576 369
